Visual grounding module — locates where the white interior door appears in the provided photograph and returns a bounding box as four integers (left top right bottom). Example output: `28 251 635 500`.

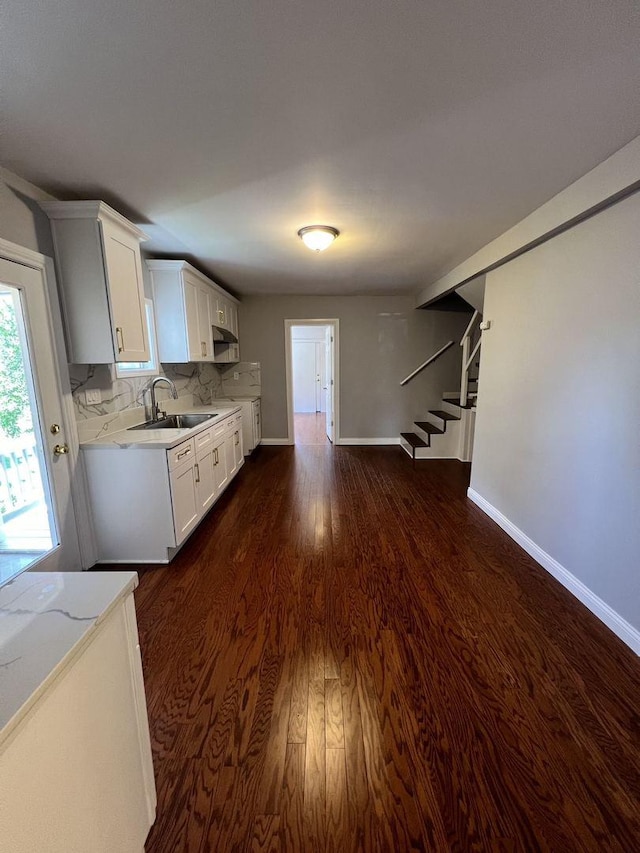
292 341 317 412
315 342 326 412
0 256 81 582
325 327 334 443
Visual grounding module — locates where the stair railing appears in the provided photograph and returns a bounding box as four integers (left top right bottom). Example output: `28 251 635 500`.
400 340 455 386
460 310 482 407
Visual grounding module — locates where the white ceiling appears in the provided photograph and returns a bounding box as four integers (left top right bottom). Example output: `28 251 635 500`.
2 1 640 296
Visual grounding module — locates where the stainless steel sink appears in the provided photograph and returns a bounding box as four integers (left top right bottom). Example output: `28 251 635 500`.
128 413 217 431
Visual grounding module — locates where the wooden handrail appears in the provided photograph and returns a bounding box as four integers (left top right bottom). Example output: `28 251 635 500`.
400 341 455 386
460 310 482 406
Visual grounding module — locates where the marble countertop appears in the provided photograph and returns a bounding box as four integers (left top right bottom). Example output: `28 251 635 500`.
80 404 241 450
213 395 260 402
0 571 137 747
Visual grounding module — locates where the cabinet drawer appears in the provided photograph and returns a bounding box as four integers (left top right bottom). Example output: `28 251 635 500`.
167 438 195 470
213 417 232 437
195 427 213 453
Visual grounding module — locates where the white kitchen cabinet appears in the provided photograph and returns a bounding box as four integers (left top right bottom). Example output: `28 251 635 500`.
40 201 150 363
214 397 261 454
170 458 200 545
233 420 244 468
225 427 237 481
214 435 229 493
148 260 239 364
254 399 262 447
82 409 243 563
0 573 156 853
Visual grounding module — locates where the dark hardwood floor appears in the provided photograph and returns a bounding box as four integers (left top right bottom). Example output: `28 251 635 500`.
130 445 640 852
294 412 329 445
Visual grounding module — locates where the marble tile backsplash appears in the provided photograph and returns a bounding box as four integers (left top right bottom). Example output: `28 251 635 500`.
69 363 223 421
219 362 261 397
69 362 261 441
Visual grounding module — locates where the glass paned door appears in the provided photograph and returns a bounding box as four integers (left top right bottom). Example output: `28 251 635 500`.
0 256 80 584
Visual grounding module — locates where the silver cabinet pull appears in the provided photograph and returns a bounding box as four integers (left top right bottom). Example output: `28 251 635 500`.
177 446 192 460
194 462 200 483
116 327 124 353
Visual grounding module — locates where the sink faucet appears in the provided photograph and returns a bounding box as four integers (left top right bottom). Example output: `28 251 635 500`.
148 376 178 421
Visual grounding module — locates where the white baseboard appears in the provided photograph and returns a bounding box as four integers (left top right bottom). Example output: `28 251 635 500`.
260 438 293 446
467 488 640 656
338 437 400 446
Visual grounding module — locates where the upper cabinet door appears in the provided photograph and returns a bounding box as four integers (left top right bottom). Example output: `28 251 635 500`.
183 277 203 361
147 260 239 365
40 201 149 364
215 296 229 330
100 218 149 362
197 284 213 360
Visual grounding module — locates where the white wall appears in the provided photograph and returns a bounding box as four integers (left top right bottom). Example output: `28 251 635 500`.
470 191 640 637
291 325 327 413
239 295 468 440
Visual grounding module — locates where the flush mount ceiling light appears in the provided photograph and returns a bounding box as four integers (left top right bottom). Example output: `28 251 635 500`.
297 225 339 252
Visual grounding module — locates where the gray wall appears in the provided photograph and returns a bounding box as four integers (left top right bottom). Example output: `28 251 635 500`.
0 167 55 255
470 191 640 630
239 294 468 439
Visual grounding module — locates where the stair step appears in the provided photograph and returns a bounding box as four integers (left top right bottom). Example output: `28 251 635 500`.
415 422 444 435
400 432 428 448
429 410 461 422
444 398 476 409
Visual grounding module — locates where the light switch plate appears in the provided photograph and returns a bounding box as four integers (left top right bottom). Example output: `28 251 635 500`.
85 388 102 405
233 372 239 380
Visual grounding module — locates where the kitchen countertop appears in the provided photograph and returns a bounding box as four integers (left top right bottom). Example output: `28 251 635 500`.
0 571 138 747
80 403 241 450
213 395 260 402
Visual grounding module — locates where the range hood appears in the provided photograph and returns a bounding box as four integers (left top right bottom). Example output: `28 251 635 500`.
212 325 238 344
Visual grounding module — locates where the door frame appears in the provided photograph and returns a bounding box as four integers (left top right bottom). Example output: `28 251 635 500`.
284 318 340 445
0 238 96 569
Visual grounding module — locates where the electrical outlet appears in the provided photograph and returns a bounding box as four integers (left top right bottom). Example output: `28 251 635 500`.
85 388 102 405
233 372 239 380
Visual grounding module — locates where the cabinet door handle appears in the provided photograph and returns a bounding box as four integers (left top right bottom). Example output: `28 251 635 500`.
116 327 124 353
214 448 218 465
177 446 192 460
235 431 239 446
201 341 207 357
194 462 200 483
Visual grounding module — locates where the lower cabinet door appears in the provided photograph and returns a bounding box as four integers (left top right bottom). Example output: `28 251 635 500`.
213 439 228 494
195 445 216 512
225 430 237 480
234 427 244 467
169 458 199 544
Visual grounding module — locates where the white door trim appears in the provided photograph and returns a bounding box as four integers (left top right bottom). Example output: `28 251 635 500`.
0 238 96 568
284 319 340 445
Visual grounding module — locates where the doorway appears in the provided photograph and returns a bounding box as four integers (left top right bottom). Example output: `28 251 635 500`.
0 248 81 583
285 319 339 445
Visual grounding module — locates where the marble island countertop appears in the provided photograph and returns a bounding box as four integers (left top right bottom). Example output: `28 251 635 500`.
0 571 138 746
80 403 242 450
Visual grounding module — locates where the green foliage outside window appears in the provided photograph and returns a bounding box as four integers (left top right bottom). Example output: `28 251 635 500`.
0 294 31 439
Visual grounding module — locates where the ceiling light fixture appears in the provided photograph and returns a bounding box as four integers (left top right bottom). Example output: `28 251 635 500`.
297 225 339 252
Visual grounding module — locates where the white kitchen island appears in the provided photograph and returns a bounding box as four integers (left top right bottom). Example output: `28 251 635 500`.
0 571 156 853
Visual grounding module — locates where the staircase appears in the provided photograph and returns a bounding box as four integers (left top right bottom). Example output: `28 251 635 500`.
400 306 483 462
400 389 477 460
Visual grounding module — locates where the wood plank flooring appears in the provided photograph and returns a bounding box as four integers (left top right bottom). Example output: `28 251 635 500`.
130 445 640 852
294 413 328 445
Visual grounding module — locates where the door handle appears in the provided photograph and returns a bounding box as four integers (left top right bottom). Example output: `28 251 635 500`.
53 443 69 456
